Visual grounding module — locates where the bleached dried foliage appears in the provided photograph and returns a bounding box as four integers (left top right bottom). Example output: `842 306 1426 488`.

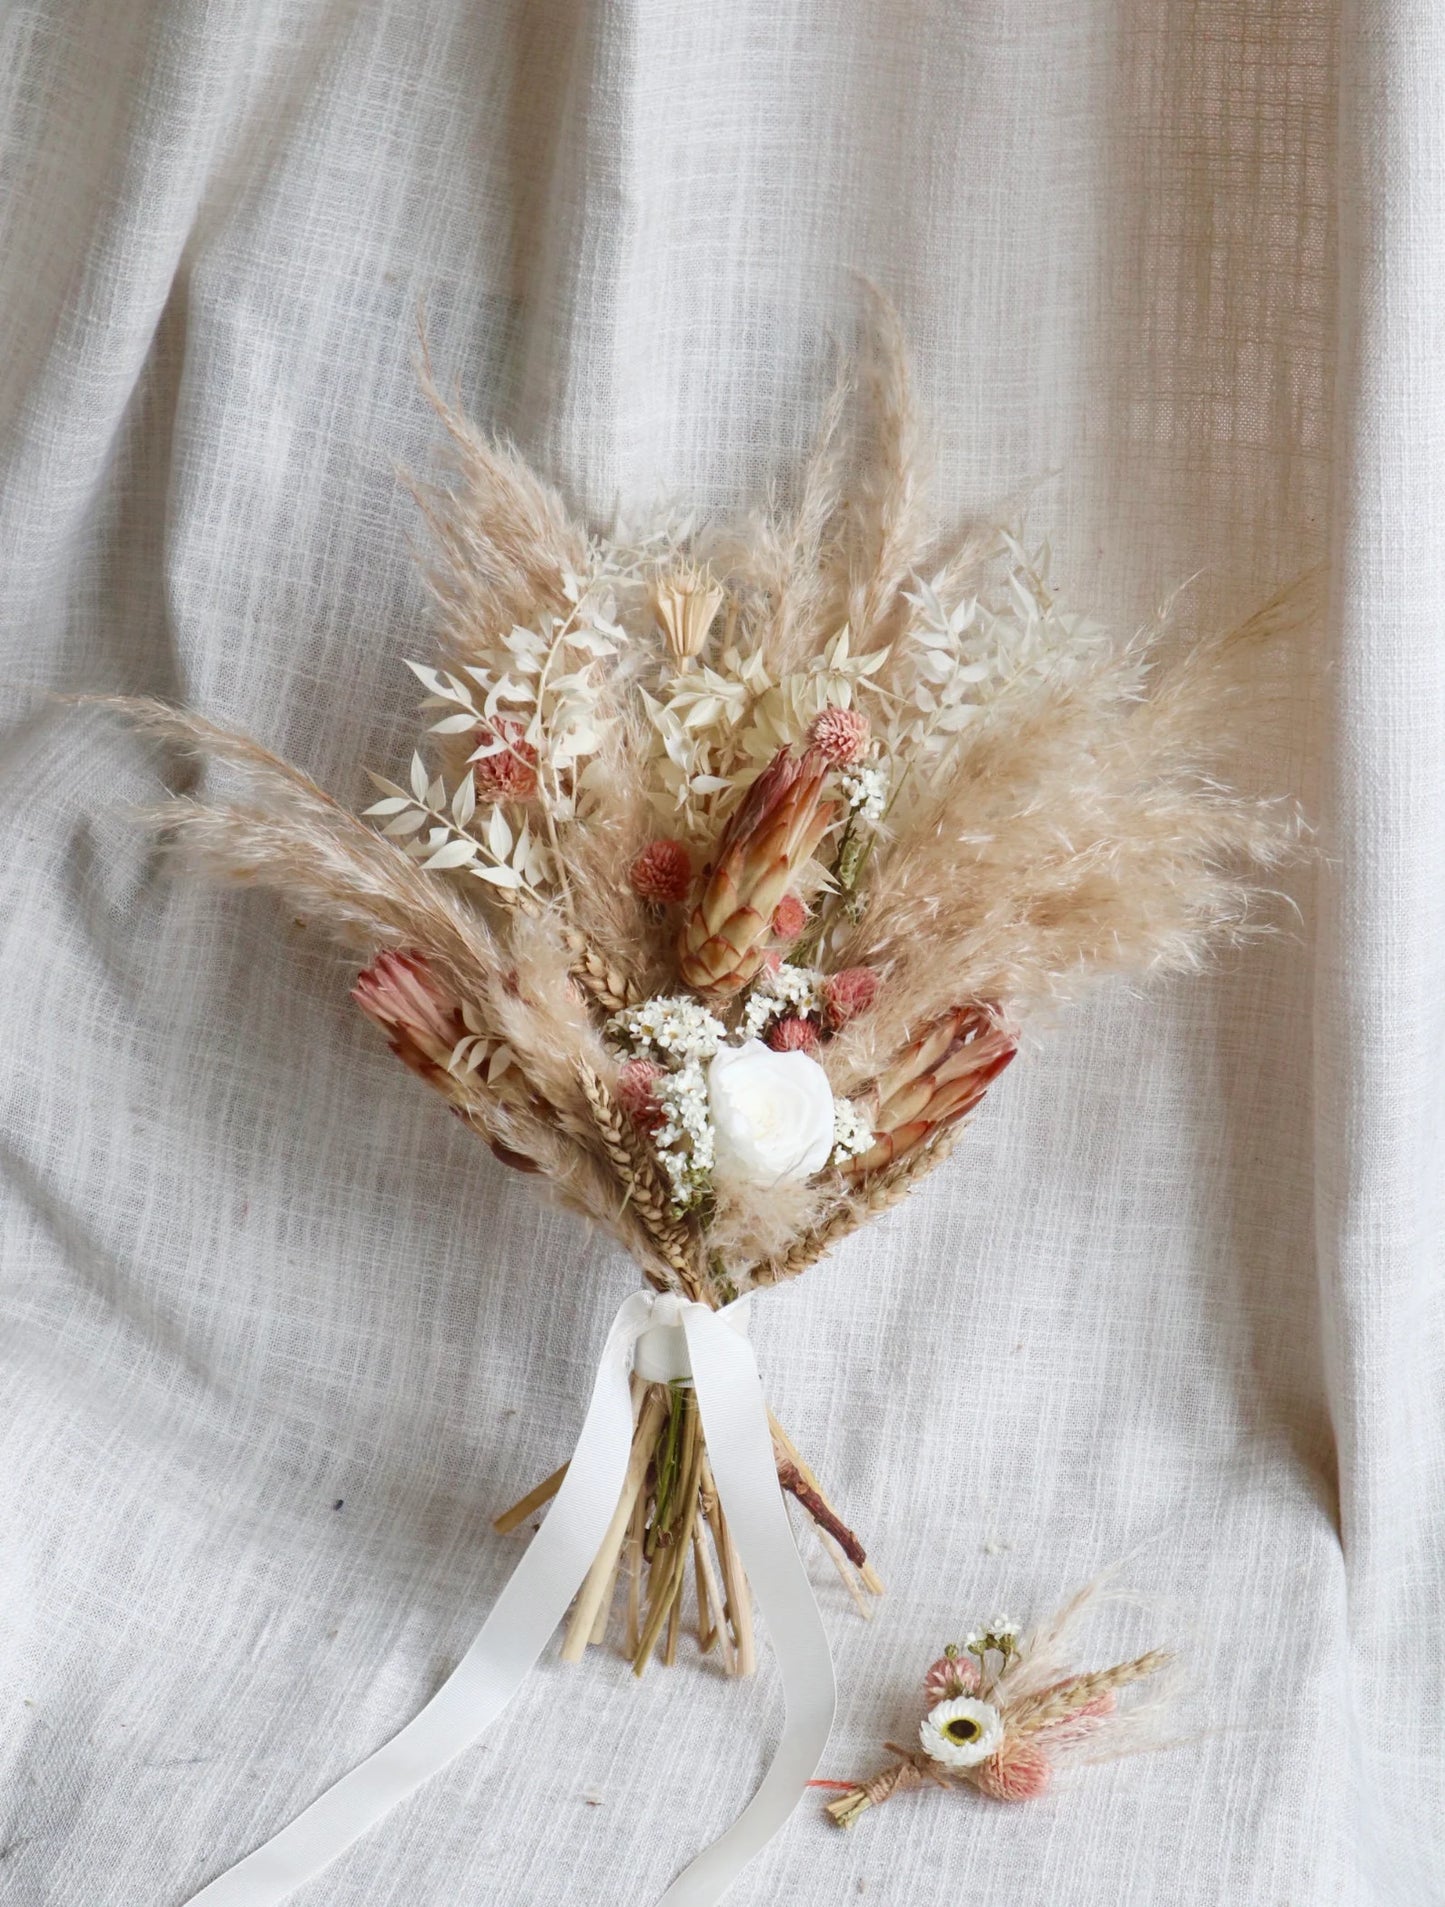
110 308 1302 1307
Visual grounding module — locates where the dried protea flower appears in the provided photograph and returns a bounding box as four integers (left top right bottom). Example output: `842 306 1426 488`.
844 1005 1016 1178
771 893 808 942
615 1056 666 1128
472 717 539 800
353 952 535 1173
822 966 879 1029
629 838 692 904
971 1737 1052 1803
651 562 724 662
809 705 871 766
766 1017 819 1055
679 746 838 997
352 950 464 1085
923 1649 981 1703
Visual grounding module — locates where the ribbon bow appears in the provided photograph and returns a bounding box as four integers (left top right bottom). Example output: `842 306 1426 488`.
183 1291 836 1906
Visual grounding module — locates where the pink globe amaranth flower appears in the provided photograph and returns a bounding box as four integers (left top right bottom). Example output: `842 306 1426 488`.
473 718 539 800
972 1737 1052 1803
765 1016 820 1055
923 1651 981 1703
822 966 880 1029
615 1057 666 1128
809 705 870 767
629 838 693 904
771 893 808 942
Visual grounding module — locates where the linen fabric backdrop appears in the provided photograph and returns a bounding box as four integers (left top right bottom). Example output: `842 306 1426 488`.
2 2 1442 1902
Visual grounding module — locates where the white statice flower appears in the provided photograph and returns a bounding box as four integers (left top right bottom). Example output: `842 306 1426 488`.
607 997 730 1211
609 995 726 1064
737 963 822 1042
830 1098 875 1166
652 1057 716 1210
707 1040 835 1187
919 1697 1004 1770
839 761 888 824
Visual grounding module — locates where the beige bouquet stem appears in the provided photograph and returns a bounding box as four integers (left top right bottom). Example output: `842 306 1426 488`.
494 1377 879 1676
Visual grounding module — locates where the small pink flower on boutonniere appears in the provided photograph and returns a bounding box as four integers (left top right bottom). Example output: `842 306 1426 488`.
923 1645 980 1703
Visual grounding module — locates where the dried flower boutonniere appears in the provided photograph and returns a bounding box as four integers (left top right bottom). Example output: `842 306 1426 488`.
820 1584 1176 1825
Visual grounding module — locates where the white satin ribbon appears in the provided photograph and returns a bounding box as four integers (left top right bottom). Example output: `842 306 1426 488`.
182 1290 835 1907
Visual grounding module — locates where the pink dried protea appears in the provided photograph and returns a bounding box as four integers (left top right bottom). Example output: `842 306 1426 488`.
972 1737 1052 1803
615 1057 666 1128
923 1651 980 1703
766 1017 820 1055
353 952 538 1173
771 893 808 942
844 1005 1017 1178
678 745 838 997
352 950 463 1084
822 966 879 1029
809 705 870 766
629 838 692 904
472 717 539 800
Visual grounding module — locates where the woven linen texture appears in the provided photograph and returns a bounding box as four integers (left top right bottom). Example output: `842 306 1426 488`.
1 1 1440 1901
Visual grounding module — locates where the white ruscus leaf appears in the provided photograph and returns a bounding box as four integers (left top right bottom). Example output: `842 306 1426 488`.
421 838 480 870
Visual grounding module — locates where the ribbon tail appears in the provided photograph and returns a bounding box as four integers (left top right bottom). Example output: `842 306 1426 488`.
660 1305 836 1907
182 1289 656 1907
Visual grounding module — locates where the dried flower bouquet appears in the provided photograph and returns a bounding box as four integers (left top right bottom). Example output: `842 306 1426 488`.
113 308 1296 1679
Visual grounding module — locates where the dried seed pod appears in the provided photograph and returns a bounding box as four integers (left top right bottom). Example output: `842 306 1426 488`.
651 563 724 662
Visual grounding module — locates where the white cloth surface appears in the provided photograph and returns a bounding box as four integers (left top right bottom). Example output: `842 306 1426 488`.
0 3 1441 1904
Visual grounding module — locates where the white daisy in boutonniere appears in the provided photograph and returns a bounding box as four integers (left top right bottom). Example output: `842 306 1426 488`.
919 1696 1004 1769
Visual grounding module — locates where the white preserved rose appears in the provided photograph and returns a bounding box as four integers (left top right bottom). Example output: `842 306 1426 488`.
706 1039 836 1187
